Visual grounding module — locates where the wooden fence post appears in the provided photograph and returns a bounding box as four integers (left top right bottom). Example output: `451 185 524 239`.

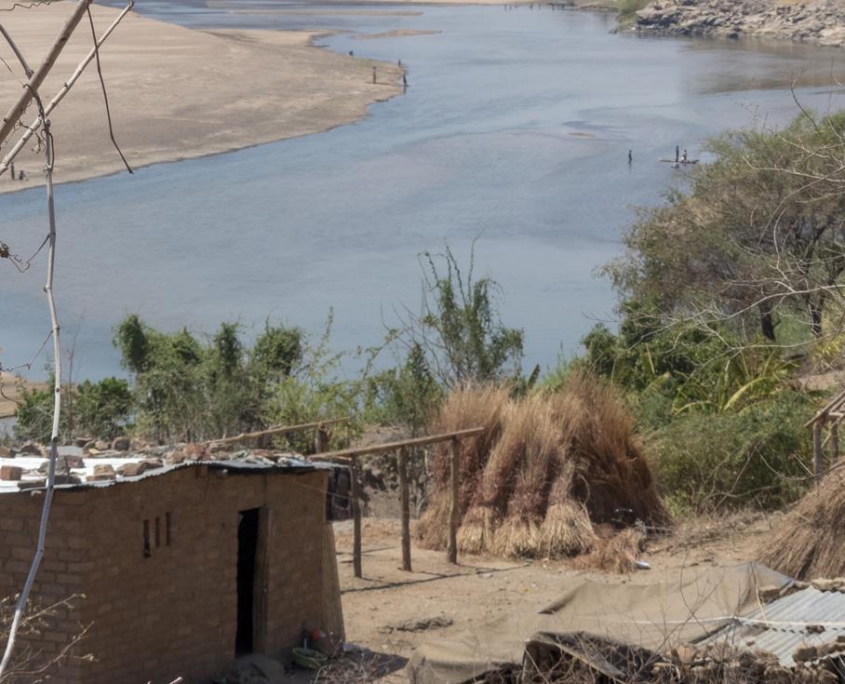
351 454 362 578
813 421 824 484
448 437 460 564
399 446 411 572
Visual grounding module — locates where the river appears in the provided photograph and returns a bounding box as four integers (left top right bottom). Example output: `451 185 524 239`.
3 0 845 380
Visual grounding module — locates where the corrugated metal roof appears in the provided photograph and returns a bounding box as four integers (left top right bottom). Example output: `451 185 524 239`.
700 587 845 666
0 454 335 495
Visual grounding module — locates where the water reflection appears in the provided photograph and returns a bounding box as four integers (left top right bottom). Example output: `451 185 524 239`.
5 1 845 379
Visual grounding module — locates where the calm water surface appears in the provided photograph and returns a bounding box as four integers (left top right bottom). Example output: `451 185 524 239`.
4 1 845 378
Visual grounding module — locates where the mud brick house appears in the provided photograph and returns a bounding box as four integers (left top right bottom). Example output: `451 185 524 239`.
0 457 345 684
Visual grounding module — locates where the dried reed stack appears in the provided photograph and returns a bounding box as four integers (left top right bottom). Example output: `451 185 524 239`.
417 373 669 560
758 465 845 580
418 385 508 550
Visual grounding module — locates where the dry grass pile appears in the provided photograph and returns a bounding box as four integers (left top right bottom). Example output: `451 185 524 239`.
758 465 845 580
571 528 646 574
417 373 669 560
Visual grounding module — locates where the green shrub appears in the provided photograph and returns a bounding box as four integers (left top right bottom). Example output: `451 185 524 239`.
262 314 363 453
364 342 443 435
14 384 54 444
649 391 814 513
14 377 133 443
72 378 133 440
114 315 304 443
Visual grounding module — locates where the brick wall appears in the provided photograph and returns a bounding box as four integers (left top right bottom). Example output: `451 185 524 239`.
0 488 88 684
0 466 336 684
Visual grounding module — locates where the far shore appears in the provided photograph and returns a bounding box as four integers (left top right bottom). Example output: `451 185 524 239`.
0 3 404 194
0 373 47 420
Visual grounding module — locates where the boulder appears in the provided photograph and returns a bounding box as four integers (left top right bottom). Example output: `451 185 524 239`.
19 442 43 456
117 462 147 478
111 436 131 452
185 442 211 461
167 450 187 465
93 464 116 478
59 450 85 469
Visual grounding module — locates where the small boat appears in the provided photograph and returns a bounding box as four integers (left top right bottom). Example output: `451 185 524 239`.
659 158 700 165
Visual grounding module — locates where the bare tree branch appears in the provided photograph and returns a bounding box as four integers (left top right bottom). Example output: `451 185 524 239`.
0 0 92 148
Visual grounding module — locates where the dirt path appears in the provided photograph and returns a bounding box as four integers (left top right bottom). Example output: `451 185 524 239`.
333 514 774 679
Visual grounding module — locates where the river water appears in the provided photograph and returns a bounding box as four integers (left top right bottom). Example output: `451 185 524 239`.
3 1 845 380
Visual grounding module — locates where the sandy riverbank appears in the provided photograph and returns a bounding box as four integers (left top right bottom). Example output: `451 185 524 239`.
0 372 47 419
0 2 404 193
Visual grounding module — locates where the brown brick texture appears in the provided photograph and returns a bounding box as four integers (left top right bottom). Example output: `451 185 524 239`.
0 467 336 684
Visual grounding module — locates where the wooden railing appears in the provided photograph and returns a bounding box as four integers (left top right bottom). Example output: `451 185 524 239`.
209 416 352 448
314 427 486 578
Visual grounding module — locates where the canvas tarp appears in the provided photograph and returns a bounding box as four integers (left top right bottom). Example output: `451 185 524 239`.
408 562 793 684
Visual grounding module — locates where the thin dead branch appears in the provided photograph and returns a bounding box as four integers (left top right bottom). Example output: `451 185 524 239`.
0 0 92 148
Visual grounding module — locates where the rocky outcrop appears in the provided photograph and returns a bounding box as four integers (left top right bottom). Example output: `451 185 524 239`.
631 0 845 48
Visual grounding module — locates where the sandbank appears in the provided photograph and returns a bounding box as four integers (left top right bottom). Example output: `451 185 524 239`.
0 372 47 419
0 2 403 193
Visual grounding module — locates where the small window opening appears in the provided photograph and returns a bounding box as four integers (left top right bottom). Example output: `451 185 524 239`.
154 517 161 548
143 520 151 558
165 512 172 546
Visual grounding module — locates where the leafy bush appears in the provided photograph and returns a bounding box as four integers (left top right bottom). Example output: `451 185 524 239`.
262 315 362 453
649 391 814 513
364 342 443 435
13 384 54 444
114 315 304 443
389 245 524 390
71 378 133 440
14 377 132 443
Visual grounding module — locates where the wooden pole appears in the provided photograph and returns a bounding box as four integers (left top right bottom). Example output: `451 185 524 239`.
351 455 362 579
833 424 840 463
312 427 485 462
814 421 824 484
447 437 460 565
0 0 93 149
399 446 411 572
209 416 351 447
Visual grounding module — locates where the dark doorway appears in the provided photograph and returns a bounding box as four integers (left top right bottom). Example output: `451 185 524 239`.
236 508 260 655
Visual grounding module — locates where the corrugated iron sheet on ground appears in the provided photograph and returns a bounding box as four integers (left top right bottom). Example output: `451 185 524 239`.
700 586 845 666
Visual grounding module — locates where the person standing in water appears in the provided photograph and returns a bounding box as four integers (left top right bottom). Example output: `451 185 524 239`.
628 150 632 165
675 145 680 163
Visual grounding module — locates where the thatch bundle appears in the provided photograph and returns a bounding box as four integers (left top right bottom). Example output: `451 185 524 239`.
758 465 845 580
417 373 669 560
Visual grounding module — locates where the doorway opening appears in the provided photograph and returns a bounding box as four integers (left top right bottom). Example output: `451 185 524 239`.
236 508 260 655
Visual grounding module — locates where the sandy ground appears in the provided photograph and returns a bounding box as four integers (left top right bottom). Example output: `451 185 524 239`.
0 2 404 193
331 513 775 681
0 372 47 419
